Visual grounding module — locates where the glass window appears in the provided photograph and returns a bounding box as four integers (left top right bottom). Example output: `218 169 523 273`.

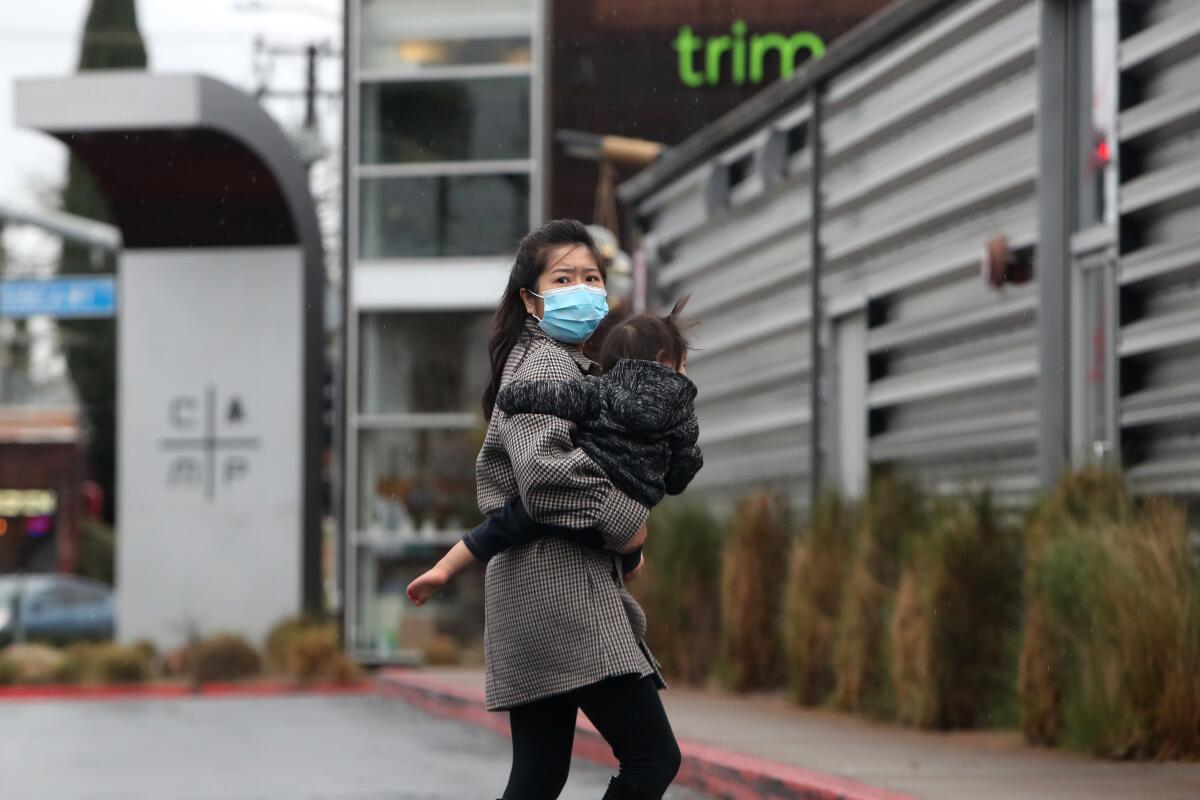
358 311 491 415
359 173 529 258
362 35 532 72
357 428 485 537
360 77 531 164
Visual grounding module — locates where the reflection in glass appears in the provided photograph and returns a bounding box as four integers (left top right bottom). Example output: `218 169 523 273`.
361 77 530 163
359 311 490 415
362 35 531 71
357 428 484 538
359 173 529 258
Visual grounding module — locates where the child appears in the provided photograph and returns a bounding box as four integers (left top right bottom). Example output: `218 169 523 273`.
407 298 702 606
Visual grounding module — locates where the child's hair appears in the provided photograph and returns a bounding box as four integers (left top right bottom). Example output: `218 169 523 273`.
598 295 695 374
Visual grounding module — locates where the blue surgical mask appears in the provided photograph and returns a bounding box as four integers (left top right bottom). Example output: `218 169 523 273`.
531 284 609 344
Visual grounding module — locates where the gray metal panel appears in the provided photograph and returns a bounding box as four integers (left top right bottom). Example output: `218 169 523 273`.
823 0 1041 504
1117 0 1200 497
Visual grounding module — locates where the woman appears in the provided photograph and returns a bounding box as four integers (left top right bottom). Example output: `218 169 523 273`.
477 219 681 799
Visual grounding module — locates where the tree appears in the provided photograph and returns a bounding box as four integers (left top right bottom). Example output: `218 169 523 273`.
58 0 147 524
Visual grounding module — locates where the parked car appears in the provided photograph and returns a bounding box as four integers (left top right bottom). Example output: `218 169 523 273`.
0 574 116 646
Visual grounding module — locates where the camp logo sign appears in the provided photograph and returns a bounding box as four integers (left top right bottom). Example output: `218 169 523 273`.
159 384 261 503
674 20 825 87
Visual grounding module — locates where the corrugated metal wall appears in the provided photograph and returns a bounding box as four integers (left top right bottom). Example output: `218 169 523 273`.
1117 0 1200 496
640 104 815 509
626 0 1200 509
822 0 1040 504
633 0 1041 509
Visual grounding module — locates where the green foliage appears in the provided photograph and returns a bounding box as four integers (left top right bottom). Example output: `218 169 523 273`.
76 517 116 585
888 493 1023 729
1017 467 1130 745
59 0 148 525
1028 499 1200 758
719 490 791 692
633 501 723 685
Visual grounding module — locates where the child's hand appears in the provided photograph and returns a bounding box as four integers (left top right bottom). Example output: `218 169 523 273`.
406 565 451 606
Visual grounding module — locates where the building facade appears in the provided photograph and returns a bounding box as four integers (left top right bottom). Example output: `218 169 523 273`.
342 0 891 659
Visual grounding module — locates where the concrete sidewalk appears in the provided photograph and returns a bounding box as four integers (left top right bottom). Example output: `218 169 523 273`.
378 667 1200 800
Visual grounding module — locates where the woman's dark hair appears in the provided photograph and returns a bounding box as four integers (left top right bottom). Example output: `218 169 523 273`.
483 219 606 419
597 294 695 374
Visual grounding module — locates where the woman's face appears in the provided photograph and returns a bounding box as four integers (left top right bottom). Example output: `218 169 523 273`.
520 244 604 318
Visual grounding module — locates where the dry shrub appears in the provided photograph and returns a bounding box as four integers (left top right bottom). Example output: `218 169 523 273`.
1018 467 1129 745
0 655 17 685
265 615 326 672
92 643 152 684
0 643 65 684
286 626 362 685
421 633 461 667
633 502 722 685
191 634 261 683
719 490 791 692
783 494 855 705
889 494 1022 729
1033 498 1200 758
830 473 926 715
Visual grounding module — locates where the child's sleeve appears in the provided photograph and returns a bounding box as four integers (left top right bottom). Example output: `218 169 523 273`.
461 495 605 563
664 413 704 496
619 546 644 576
496 376 602 423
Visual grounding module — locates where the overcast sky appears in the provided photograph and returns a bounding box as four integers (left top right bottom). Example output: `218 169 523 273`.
0 0 341 227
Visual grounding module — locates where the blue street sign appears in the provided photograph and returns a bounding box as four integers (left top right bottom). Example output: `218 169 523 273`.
0 276 117 319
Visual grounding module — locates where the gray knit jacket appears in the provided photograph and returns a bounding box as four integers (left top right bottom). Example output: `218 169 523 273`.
495 358 703 507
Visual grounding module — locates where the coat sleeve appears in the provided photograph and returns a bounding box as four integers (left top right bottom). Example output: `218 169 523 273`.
663 412 704 496
496 376 601 423
498 345 648 551
462 495 605 562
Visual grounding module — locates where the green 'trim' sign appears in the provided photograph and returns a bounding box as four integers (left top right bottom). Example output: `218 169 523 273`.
674 21 826 87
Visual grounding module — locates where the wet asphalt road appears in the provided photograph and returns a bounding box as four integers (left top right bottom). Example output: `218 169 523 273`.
0 694 712 800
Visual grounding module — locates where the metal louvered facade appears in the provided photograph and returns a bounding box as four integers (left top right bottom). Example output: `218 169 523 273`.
620 0 1200 511
1117 0 1200 497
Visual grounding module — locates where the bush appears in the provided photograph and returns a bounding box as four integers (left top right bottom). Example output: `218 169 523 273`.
783 494 855 705
0 655 17 685
284 626 362 685
264 615 326 672
92 643 152 684
0 643 65 684
719 490 791 692
888 493 1022 729
1029 497 1200 758
77 517 116 585
1017 467 1129 745
633 501 723 685
830 473 926 716
421 633 461 667
190 634 261 683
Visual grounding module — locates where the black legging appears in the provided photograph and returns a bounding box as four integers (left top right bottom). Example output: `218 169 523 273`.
503 674 681 799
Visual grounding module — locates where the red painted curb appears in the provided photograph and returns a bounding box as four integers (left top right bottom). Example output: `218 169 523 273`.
0 681 373 703
377 669 913 800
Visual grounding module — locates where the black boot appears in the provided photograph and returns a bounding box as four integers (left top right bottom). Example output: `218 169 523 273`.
601 775 657 800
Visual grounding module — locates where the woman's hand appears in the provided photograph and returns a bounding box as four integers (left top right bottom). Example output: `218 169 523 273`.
406 565 452 606
620 522 648 553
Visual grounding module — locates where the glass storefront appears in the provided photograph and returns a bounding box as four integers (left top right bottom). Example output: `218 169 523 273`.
348 0 536 659
358 173 530 258
360 77 531 163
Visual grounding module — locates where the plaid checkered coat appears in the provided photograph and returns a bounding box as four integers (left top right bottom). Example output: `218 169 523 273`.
476 319 666 711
